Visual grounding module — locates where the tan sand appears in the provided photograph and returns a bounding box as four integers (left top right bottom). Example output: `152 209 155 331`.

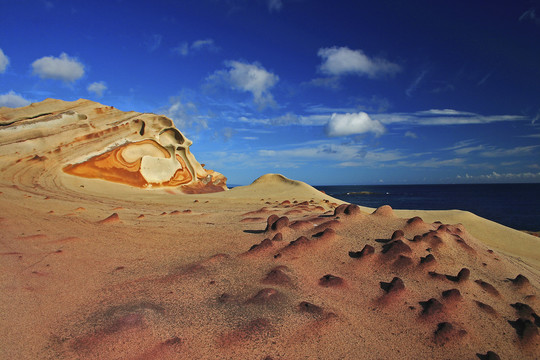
1 100 539 359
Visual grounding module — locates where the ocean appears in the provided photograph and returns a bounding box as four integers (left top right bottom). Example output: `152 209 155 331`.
314 183 540 231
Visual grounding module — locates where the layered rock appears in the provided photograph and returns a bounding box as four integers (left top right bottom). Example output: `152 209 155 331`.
0 98 227 193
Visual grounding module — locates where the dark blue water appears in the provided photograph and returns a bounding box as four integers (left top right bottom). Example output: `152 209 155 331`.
314 184 540 231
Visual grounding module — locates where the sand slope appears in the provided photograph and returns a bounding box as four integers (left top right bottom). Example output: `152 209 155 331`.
0 100 539 359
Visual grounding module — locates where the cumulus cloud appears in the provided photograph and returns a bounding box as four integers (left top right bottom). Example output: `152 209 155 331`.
326 112 386 137
0 91 31 108
31 53 84 82
209 60 279 108
318 47 401 78
172 38 218 56
87 81 107 97
0 48 9 73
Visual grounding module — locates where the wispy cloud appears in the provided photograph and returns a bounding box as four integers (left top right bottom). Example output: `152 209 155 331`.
208 60 279 109
267 0 282 12
0 91 31 108
172 38 218 56
144 34 162 52
0 48 9 73
31 53 84 82
404 131 417 139
159 96 208 130
373 109 527 126
457 171 540 181
406 70 428 97
479 145 540 158
317 47 401 79
519 8 540 25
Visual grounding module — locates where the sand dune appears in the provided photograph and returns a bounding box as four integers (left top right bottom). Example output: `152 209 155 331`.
1 100 539 359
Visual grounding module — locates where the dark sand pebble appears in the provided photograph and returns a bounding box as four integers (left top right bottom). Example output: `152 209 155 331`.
476 351 501 360
381 240 412 258
98 213 120 224
393 255 414 269
280 200 291 206
441 289 462 302
218 293 235 304
349 244 375 259
183 209 192 213
406 216 425 227
137 214 145 219
298 301 324 315
169 210 181 215
508 318 539 341
319 274 345 288
246 288 281 304
475 301 497 315
423 231 443 247
475 280 500 296
271 233 283 242
371 205 394 217
268 216 289 232
511 303 539 325
419 254 436 265
241 217 265 223
313 219 341 232
289 219 313 231
311 228 336 241
391 230 405 240
262 267 291 285
445 268 470 282
434 322 467 345
264 215 280 232
285 209 304 215
380 277 405 293
219 318 273 346
419 298 444 316
160 212 167 216
509 274 530 287
453 235 475 252
248 238 274 253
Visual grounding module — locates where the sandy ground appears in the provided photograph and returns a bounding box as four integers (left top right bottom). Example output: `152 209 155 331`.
1 173 539 359
1 100 539 359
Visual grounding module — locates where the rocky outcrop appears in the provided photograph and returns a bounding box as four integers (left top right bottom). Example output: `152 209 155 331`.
0 98 227 193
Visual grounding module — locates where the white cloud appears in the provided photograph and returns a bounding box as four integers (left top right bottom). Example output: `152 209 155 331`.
268 0 282 12
0 48 9 73
453 145 485 155
457 171 540 182
87 81 107 97
404 131 418 139
406 70 428 97
479 145 540 158
326 112 385 137
31 52 84 82
160 96 207 130
373 110 527 126
519 8 540 24
317 46 401 78
0 91 31 108
209 60 279 108
173 38 218 56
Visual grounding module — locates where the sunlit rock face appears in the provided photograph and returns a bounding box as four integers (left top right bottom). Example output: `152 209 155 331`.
0 98 227 193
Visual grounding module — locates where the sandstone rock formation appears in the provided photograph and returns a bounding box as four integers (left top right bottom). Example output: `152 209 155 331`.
0 98 227 193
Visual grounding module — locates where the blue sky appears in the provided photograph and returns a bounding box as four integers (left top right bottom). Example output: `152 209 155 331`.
1 0 540 185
